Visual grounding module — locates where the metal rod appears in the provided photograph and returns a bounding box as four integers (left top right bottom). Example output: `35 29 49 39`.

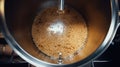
58 0 64 11
57 52 63 64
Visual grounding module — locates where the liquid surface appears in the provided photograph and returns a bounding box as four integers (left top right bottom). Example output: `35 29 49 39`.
32 7 88 60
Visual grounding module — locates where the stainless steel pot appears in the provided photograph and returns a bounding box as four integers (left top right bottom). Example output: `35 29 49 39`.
0 0 120 67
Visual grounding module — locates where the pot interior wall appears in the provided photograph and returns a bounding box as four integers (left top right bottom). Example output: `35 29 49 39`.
5 0 111 64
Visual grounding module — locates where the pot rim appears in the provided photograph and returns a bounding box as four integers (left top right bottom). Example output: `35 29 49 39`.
0 0 119 67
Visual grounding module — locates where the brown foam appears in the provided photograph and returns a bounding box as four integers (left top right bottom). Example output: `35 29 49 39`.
32 7 88 60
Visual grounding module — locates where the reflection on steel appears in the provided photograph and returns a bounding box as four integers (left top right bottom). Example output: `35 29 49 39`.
47 21 65 35
58 0 64 11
